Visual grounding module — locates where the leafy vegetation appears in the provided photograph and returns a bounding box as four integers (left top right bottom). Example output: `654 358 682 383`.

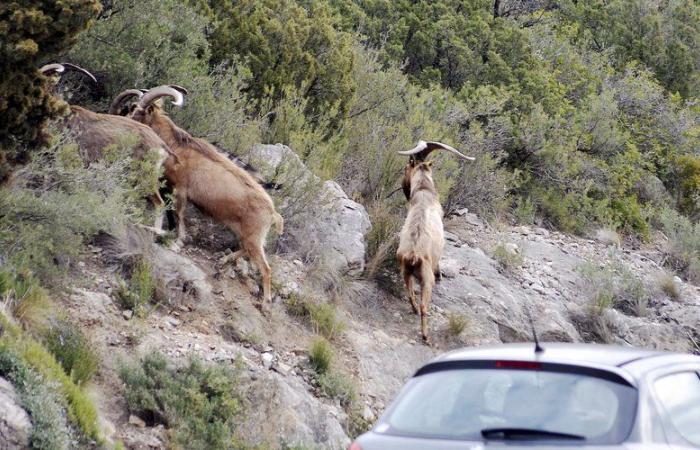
43 319 100 386
308 337 333 375
119 351 245 449
116 257 156 317
578 257 650 317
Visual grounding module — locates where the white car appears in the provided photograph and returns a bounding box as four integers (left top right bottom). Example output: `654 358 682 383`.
350 343 700 449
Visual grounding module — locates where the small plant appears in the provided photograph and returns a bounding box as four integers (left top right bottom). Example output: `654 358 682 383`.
578 257 649 317
318 371 356 407
492 244 523 274
116 257 155 317
658 273 681 300
43 319 99 385
308 302 345 340
308 337 333 375
446 312 469 337
346 406 373 439
119 351 244 449
0 269 51 329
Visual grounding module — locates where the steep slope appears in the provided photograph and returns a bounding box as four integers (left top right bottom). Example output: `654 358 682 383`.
52 145 700 449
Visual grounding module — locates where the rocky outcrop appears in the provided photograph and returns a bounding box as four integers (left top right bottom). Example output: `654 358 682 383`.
0 378 31 450
247 144 370 276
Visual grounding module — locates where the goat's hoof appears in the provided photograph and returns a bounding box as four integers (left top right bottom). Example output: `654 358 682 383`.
422 335 431 345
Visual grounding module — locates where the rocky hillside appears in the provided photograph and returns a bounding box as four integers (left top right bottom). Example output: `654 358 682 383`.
3 144 698 449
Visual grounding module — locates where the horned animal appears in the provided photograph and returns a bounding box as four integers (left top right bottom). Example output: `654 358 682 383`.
396 140 474 343
39 63 174 230
118 85 284 303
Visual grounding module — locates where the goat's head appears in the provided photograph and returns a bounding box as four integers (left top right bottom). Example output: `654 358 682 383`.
399 140 474 199
119 85 185 126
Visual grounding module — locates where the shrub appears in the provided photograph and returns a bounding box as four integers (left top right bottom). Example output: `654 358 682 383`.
578 257 650 317
116 257 155 317
308 302 345 340
0 269 51 330
446 313 469 337
492 244 523 274
308 338 333 375
318 371 356 407
0 313 101 441
0 347 73 450
119 351 244 450
658 273 681 301
43 319 99 385
656 207 700 283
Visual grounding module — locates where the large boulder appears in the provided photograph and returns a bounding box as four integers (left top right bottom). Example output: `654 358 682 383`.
0 378 31 449
247 144 370 276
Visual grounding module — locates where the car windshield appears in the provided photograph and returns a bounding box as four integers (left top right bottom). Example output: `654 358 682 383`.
380 366 637 444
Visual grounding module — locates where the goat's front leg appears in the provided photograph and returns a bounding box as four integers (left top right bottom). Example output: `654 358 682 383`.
174 188 190 244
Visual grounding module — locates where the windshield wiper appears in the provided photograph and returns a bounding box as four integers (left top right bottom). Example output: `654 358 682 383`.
481 427 586 441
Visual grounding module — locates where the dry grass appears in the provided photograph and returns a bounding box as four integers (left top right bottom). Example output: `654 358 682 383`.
658 273 681 300
446 312 469 337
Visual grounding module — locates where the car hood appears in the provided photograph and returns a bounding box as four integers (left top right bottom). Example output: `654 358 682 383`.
356 432 667 450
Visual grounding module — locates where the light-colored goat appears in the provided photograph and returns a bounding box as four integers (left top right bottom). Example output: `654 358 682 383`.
396 140 473 343
118 86 284 303
39 64 174 230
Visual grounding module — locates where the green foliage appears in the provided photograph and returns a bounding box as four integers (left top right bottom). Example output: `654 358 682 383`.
317 371 356 407
308 337 333 375
43 319 99 386
446 312 469 337
0 346 72 450
492 244 523 274
119 351 244 450
0 269 51 329
116 257 155 317
0 0 101 180
0 313 101 441
0 138 150 282
656 207 700 282
578 257 650 317
307 302 345 340
658 273 681 301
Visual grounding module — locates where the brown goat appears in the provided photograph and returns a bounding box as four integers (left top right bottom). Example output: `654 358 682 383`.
121 86 284 303
396 141 474 343
39 64 174 230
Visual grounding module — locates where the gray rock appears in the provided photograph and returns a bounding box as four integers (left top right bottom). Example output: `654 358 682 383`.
247 144 370 276
150 245 212 304
0 378 31 449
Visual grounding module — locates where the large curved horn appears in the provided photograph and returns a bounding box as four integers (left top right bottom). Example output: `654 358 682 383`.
39 63 65 75
59 62 97 84
398 140 475 161
108 89 144 115
169 84 188 95
138 85 185 108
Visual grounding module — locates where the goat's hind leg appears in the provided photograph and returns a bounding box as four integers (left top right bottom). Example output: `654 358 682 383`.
174 188 191 244
419 265 435 344
402 271 419 315
243 238 272 304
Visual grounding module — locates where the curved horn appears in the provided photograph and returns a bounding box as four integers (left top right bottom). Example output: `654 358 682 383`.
59 62 98 84
169 84 188 95
39 63 65 75
138 85 185 108
398 140 475 161
108 89 144 115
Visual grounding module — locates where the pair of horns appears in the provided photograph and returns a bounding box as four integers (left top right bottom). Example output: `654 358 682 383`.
398 140 475 162
109 85 187 115
39 62 97 84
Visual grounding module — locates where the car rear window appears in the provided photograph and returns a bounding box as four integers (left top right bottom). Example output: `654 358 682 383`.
379 365 637 444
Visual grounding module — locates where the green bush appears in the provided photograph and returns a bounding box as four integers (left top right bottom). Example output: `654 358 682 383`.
318 371 356 407
116 257 155 317
0 347 73 450
0 313 101 441
578 257 650 317
308 302 345 340
0 269 51 330
657 207 700 282
119 352 244 450
492 244 523 274
308 338 333 375
43 319 99 386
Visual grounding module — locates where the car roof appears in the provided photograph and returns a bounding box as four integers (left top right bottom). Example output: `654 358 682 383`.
426 343 700 380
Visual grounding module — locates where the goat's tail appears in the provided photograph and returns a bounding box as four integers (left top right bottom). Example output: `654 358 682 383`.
272 211 284 235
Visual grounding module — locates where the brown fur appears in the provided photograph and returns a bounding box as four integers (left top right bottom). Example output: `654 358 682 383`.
130 104 284 302
61 105 174 229
396 160 444 343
